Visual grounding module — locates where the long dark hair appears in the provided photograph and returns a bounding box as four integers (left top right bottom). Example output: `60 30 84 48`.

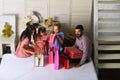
20 22 36 42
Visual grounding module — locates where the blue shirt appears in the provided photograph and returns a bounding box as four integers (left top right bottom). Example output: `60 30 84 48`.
54 32 64 53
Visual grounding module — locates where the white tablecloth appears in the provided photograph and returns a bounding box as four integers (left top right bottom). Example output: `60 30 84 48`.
0 54 98 80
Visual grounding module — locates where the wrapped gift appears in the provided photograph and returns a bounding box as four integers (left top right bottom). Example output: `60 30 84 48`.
64 47 83 59
65 59 69 69
59 54 70 69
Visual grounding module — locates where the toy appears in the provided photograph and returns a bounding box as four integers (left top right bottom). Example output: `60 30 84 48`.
34 50 44 67
2 22 14 37
45 17 53 27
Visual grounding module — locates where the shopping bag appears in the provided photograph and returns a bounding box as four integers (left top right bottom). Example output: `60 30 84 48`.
49 34 56 47
54 47 59 70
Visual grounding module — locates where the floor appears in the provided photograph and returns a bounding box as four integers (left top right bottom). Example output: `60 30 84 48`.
98 69 120 80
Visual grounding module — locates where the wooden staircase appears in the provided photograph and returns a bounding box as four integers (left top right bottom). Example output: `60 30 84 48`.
94 0 120 72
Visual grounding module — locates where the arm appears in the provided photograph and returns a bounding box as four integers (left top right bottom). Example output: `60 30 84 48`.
79 39 90 65
56 35 64 45
73 39 78 48
56 32 64 45
20 38 35 55
21 43 35 55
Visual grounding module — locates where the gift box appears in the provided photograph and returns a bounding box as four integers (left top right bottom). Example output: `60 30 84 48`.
64 47 83 59
65 59 69 69
59 54 70 69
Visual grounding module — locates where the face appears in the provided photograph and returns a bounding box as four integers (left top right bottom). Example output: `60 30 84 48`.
53 26 59 33
75 29 83 38
40 32 45 36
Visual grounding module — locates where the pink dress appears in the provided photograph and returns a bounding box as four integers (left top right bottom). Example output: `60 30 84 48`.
15 37 32 58
35 34 49 55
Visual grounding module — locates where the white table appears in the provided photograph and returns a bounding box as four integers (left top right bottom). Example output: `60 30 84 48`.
0 54 98 80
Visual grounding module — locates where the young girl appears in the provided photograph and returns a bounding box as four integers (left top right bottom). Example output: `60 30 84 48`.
49 23 64 53
15 22 36 58
35 27 49 55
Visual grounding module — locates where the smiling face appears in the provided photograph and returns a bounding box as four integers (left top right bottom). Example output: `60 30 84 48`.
75 29 83 38
53 26 59 33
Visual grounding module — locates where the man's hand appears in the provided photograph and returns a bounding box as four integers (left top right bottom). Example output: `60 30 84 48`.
75 63 81 68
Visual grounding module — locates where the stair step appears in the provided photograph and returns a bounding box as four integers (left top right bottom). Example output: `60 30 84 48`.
98 45 120 50
98 63 120 68
98 10 120 13
98 28 120 32
98 18 120 22
98 1 120 4
98 36 120 41
98 54 120 60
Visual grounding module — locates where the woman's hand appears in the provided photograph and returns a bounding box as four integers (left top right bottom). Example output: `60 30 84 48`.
75 63 81 68
30 51 35 55
29 44 35 48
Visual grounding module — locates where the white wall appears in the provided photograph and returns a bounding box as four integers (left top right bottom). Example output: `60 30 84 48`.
0 0 93 42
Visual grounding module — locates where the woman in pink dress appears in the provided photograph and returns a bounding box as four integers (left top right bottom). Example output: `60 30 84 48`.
15 22 36 58
35 27 49 55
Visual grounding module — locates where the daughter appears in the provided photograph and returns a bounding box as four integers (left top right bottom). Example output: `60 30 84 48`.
35 27 49 55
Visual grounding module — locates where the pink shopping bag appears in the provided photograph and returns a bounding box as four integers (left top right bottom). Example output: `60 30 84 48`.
54 47 59 70
49 34 56 47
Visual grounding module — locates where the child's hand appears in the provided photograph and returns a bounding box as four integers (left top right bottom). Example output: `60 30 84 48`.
30 51 35 55
36 40 43 44
75 63 81 68
40 50 45 54
55 33 59 36
29 44 35 49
